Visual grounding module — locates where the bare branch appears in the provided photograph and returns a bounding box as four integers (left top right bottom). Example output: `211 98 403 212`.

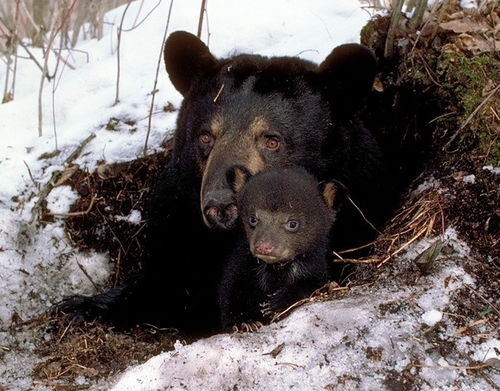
197 0 208 38
123 0 163 32
144 0 175 155
115 0 133 106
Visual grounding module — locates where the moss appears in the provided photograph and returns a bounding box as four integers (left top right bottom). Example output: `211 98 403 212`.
437 53 499 164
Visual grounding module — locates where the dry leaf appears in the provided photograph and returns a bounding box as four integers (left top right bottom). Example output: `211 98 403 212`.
440 18 489 34
373 77 384 92
458 33 499 54
415 239 444 273
263 343 285 358
53 165 79 187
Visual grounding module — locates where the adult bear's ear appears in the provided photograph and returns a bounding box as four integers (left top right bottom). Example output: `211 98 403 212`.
164 31 218 96
317 43 376 114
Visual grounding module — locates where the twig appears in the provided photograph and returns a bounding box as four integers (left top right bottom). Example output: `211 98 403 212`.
346 195 382 234
23 160 39 190
270 286 348 323
332 250 344 260
377 225 428 268
76 260 98 290
417 52 443 87
452 318 491 338
464 284 500 317
410 362 493 371
115 0 133 106
48 195 97 217
197 0 208 38
37 0 79 137
333 257 381 264
443 84 500 151
213 83 224 103
428 111 455 124
18 39 46 74
144 0 175 155
123 0 162 32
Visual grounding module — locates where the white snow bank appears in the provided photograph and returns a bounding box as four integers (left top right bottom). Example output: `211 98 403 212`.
110 228 496 390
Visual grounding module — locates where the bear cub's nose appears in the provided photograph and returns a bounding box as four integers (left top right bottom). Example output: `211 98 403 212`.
255 241 274 256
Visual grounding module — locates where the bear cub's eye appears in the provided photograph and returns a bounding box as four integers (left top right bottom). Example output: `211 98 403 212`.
264 136 280 150
248 215 258 228
285 219 299 232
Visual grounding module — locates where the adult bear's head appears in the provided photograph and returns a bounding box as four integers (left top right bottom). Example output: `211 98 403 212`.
164 31 376 230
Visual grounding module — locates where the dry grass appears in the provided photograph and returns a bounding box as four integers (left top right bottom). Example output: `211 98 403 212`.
333 189 445 269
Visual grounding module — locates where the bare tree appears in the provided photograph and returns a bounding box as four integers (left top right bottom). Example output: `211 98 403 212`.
37 0 78 137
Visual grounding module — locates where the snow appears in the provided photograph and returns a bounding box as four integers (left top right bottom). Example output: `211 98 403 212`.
46 185 80 214
472 339 500 362
0 0 497 390
115 209 142 224
463 174 476 184
460 0 479 9
483 165 500 175
110 228 496 391
422 309 443 326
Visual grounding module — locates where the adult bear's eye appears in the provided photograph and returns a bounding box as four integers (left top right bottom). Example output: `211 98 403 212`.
199 132 214 146
264 135 280 151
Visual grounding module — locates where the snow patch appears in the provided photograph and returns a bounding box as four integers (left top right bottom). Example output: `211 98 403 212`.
110 228 488 390
422 309 443 326
46 185 79 214
460 0 479 9
472 339 500 362
115 209 142 224
462 174 475 184
482 165 500 175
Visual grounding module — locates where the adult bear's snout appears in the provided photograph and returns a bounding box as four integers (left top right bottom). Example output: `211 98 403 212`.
202 190 239 230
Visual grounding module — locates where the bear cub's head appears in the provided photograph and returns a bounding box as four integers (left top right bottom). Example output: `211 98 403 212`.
227 166 340 264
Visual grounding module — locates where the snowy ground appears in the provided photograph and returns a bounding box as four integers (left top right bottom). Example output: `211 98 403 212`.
110 228 498 391
0 0 497 390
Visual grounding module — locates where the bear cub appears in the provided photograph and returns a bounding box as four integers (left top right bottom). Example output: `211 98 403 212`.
219 167 340 331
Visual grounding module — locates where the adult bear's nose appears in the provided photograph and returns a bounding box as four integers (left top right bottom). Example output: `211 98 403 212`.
202 190 238 229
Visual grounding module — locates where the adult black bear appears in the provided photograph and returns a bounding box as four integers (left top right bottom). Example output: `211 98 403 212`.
56 31 386 333
219 167 338 331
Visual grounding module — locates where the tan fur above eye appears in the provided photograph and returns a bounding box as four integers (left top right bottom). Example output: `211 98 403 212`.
210 114 224 137
248 116 269 138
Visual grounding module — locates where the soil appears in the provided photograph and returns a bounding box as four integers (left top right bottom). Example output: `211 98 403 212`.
34 1 499 386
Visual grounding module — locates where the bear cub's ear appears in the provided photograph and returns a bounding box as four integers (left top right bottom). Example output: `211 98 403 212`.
318 43 377 114
226 165 252 193
319 179 348 210
164 31 218 96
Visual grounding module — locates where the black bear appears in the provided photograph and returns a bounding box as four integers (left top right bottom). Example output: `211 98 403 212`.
219 167 338 331
55 31 386 333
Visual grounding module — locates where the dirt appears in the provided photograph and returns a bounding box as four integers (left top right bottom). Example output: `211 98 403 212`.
34 1 498 386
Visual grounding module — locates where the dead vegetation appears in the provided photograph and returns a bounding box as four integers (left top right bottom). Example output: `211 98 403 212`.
33 316 179 388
